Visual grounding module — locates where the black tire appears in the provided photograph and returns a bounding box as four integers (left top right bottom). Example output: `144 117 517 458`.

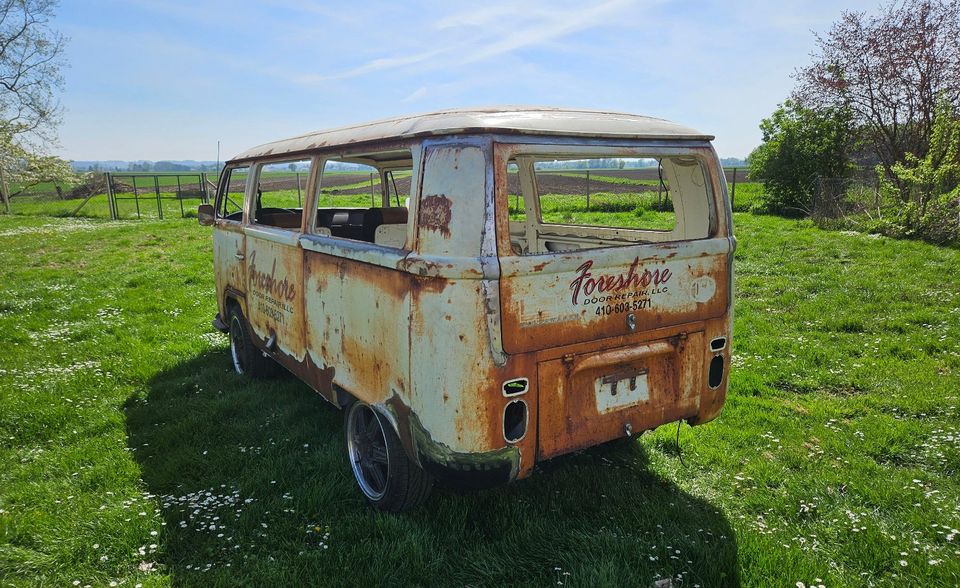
227 306 280 378
344 400 433 512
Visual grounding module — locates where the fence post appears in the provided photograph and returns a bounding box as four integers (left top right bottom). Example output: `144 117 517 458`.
586 170 590 212
154 175 163 219
106 172 116 220
176 175 185 218
814 177 821 218
132 176 141 219
296 172 302 207
369 173 375 207
874 175 880 211
731 168 738 209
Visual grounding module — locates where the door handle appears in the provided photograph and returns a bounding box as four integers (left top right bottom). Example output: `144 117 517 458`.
235 252 245 260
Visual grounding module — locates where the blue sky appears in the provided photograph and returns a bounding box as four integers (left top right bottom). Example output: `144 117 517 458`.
55 0 880 161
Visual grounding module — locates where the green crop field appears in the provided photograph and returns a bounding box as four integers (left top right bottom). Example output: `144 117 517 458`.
0 211 958 587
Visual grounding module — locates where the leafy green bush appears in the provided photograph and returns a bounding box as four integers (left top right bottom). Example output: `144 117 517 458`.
865 192 959 244
873 100 960 244
748 101 854 216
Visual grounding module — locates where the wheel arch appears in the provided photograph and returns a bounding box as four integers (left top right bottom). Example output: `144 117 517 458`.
339 389 418 466
222 288 247 319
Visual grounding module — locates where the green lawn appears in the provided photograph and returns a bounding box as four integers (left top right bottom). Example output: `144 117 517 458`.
0 212 958 586
730 182 762 212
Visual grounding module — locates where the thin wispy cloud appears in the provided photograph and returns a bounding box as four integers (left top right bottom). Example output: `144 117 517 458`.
296 47 448 83
56 0 884 160
402 86 429 102
299 0 644 82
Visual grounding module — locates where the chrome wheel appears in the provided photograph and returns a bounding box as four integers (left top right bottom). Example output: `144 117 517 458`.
229 315 246 374
346 402 390 501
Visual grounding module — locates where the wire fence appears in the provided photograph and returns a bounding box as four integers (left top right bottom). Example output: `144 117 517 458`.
813 174 960 242
106 173 215 220
4 172 218 219
4 167 760 219
812 176 883 220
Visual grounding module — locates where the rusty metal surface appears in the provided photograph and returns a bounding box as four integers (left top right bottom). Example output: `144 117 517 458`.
208 124 733 488
537 331 704 458
497 240 732 354
212 221 246 318
245 232 306 362
229 107 714 163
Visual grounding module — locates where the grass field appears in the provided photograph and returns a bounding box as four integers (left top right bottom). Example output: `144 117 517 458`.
0 211 958 587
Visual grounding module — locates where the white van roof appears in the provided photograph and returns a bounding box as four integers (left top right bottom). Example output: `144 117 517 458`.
230 107 714 162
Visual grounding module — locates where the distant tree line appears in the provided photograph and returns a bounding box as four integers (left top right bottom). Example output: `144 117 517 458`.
533 158 653 170
78 161 226 173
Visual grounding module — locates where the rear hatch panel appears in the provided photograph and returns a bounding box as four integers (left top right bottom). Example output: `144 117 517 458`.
537 330 704 459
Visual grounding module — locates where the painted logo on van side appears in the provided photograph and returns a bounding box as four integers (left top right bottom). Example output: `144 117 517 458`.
249 250 296 325
249 251 296 302
569 258 672 306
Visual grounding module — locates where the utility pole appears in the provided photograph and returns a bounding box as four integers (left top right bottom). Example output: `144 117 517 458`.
216 140 221 174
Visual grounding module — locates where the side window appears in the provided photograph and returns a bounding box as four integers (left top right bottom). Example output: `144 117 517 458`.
317 161 381 209
313 150 413 249
217 165 249 221
252 159 312 230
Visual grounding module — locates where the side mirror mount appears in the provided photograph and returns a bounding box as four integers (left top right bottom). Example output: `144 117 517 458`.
197 204 216 226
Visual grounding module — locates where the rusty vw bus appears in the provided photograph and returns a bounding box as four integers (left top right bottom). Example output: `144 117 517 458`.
197 107 734 511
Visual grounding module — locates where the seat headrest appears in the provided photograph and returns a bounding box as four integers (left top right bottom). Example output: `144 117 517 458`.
375 207 408 225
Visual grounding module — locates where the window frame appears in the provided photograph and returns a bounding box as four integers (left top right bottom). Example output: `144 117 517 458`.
215 164 251 223
306 143 419 253
247 156 317 232
495 142 720 256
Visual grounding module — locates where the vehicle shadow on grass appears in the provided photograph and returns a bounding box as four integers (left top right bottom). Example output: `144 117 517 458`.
127 351 739 587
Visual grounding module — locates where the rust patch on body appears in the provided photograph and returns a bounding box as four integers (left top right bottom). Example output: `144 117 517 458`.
418 194 453 238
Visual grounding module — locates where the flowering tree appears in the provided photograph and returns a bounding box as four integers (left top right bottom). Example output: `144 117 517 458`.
794 0 960 194
1 0 68 213
877 99 960 242
0 128 74 212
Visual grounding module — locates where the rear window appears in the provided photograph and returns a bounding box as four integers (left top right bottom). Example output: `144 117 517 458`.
503 152 714 255
532 157 680 231
533 158 677 231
